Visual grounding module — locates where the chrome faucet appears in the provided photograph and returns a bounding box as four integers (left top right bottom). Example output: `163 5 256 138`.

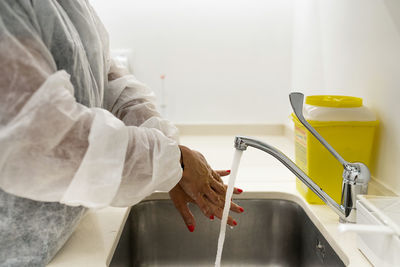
234 92 370 223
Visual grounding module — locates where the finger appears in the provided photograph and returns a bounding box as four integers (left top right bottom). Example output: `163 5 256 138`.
179 203 196 232
209 182 242 210
219 184 243 195
169 188 196 232
227 216 238 227
230 201 244 213
216 170 231 177
213 171 243 194
174 202 196 232
233 187 243 194
204 185 225 207
206 191 244 214
211 173 243 195
212 205 238 227
210 177 226 195
212 171 224 183
195 195 213 218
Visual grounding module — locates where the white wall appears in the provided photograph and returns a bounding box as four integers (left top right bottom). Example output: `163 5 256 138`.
91 0 294 124
323 0 400 194
91 0 400 194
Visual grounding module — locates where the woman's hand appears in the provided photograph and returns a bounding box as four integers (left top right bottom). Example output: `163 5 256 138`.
169 145 244 232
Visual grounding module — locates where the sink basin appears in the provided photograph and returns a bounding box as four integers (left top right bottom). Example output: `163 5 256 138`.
110 197 345 267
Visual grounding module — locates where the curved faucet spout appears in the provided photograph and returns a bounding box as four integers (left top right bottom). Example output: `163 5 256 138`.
234 136 350 221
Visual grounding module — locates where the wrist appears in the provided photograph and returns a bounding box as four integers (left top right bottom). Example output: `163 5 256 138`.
178 145 188 171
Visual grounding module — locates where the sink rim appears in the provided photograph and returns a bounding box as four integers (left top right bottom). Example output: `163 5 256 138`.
108 191 350 266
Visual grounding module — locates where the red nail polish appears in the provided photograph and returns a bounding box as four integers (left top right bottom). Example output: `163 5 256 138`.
188 225 195 232
210 215 214 220
237 188 243 193
239 207 244 212
233 220 237 226
226 170 231 174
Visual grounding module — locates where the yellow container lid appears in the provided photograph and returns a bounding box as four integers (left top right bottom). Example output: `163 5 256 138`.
306 95 363 108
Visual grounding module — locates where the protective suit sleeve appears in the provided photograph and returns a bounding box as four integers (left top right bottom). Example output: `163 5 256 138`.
105 59 180 142
104 60 182 206
0 23 182 209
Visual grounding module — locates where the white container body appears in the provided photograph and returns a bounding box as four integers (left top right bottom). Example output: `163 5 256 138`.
356 200 400 267
303 104 377 122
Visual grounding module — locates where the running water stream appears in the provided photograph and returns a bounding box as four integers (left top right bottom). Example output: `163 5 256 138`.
214 149 243 267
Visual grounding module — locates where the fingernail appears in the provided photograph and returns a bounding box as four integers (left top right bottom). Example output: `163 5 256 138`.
187 225 195 232
233 220 237 226
226 170 231 174
239 207 244 213
237 188 243 193
210 215 214 220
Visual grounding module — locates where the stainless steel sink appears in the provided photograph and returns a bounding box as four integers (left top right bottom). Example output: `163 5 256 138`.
110 198 345 267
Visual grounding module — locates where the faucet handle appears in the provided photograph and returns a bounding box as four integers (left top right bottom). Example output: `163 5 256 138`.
289 92 348 167
343 162 371 185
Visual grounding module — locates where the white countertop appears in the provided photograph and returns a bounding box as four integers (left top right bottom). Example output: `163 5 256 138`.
48 131 374 266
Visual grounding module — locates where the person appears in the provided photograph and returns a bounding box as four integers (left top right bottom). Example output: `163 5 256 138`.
0 1 244 266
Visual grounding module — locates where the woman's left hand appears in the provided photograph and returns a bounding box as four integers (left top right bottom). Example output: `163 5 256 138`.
169 145 244 232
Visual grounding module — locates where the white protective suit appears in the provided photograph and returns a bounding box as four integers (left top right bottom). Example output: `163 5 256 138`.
0 0 182 265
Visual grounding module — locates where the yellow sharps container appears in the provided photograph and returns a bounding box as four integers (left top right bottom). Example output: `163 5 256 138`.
292 95 379 204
